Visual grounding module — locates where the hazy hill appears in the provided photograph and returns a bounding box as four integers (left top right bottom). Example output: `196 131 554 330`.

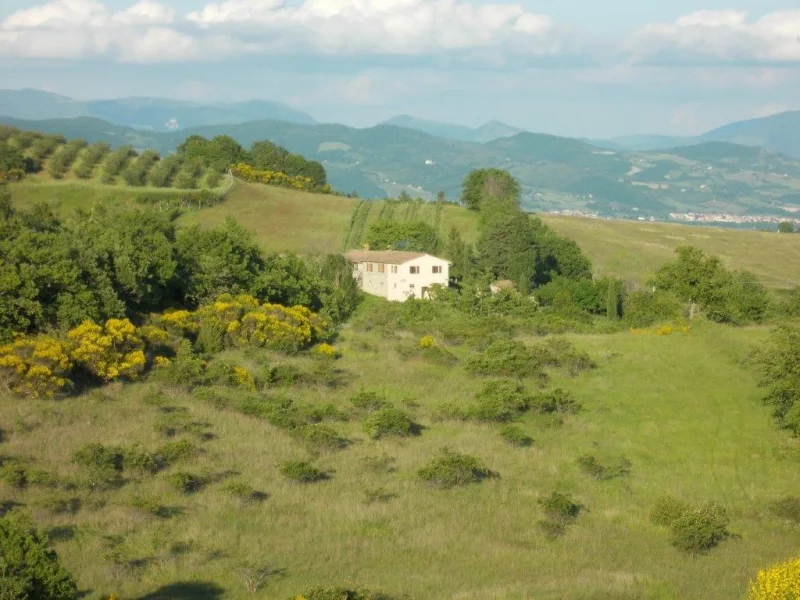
4 115 800 221
591 111 800 159
0 89 317 131
383 114 524 143
701 111 800 159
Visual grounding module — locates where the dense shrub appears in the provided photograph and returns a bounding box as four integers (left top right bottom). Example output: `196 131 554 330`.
653 246 769 325
622 291 683 328
222 480 267 504
750 322 800 435
539 491 582 522
364 219 440 253
466 339 547 380
464 380 533 423
0 510 78 600
280 460 326 483
650 496 692 527
0 336 73 398
530 388 581 415
669 503 730 554
231 163 331 193
418 449 492 488
747 555 800 600
499 424 533 447
363 408 417 439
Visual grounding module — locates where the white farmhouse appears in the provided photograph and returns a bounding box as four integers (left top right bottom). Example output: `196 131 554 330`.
344 250 450 301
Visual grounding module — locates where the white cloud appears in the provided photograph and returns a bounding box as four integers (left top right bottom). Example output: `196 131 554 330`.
0 0 224 62
631 10 800 63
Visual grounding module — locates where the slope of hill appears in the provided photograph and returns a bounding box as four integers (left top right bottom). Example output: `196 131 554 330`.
590 134 696 152
382 115 524 143
4 115 800 222
0 88 317 131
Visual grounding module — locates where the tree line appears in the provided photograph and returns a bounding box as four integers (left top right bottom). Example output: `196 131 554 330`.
0 184 357 343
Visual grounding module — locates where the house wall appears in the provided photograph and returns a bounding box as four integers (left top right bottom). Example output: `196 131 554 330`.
387 255 449 302
353 262 389 298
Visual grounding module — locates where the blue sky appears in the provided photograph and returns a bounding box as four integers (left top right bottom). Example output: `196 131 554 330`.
1 0 799 138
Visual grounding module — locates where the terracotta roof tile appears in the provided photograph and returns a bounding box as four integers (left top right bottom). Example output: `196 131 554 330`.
344 250 429 264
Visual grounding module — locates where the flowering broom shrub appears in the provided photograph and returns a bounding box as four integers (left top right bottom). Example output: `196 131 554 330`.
748 555 800 600
67 318 146 381
0 336 73 398
231 163 332 193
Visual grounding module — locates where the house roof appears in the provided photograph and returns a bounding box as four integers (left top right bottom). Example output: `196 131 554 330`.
344 250 429 265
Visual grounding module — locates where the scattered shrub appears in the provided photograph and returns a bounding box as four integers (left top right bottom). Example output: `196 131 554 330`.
418 449 492 489
363 453 397 474
280 460 326 483
128 495 172 518
530 388 581 415
669 503 730 554
363 408 417 439
293 424 348 451
37 493 81 515
650 496 692 527
166 471 207 494
769 496 800 524
72 443 124 489
222 481 267 504
293 586 396 600
351 391 392 412
121 446 162 475
312 343 339 359
363 487 397 505
157 439 200 464
538 491 582 522
576 454 632 480
537 519 567 540
499 425 533 447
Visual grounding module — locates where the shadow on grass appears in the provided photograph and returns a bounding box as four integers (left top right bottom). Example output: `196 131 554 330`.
137 582 225 600
47 524 77 542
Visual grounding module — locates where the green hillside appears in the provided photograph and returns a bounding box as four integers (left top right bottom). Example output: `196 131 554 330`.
4 115 800 221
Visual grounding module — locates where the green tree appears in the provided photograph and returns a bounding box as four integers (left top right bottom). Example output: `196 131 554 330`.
606 279 620 320
312 254 361 323
443 226 472 281
778 221 795 234
0 511 78 600
461 168 520 211
477 210 536 293
176 217 266 306
751 322 800 434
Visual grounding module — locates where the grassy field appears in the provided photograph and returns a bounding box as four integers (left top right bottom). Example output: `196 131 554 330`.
1 319 797 599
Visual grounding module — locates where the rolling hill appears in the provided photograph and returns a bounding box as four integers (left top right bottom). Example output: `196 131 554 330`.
3 115 800 223
0 89 317 131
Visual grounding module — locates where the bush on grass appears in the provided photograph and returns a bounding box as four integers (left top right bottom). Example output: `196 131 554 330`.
499 425 533 447
280 460 326 483
418 448 492 489
363 408 418 439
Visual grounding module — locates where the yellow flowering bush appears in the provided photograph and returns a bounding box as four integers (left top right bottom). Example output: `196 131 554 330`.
418 335 436 348
312 343 339 359
67 319 146 381
236 303 328 352
158 309 198 336
231 163 329 193
657 324 675 336
748 555 800 600
153 356 172 368
0 335 73 398
232 366 256 391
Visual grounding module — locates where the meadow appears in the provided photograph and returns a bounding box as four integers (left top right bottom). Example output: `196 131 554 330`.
1 316 798 600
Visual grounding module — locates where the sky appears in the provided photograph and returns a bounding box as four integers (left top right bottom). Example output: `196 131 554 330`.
1 0 799 138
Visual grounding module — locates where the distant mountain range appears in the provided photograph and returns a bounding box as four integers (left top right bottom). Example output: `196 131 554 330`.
381 115 524 144
0 89 317 132
590 111 800 160
3 113 800 224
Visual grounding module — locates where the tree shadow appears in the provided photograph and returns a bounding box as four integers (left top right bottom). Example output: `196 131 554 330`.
137 582 225 600
0 500 23 516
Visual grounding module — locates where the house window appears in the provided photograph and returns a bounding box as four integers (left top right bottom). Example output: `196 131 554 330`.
409 284 415 289
432 266 442 274
391 265 398 274
410 266 420 274
366 263 373 272
378 263 385 273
